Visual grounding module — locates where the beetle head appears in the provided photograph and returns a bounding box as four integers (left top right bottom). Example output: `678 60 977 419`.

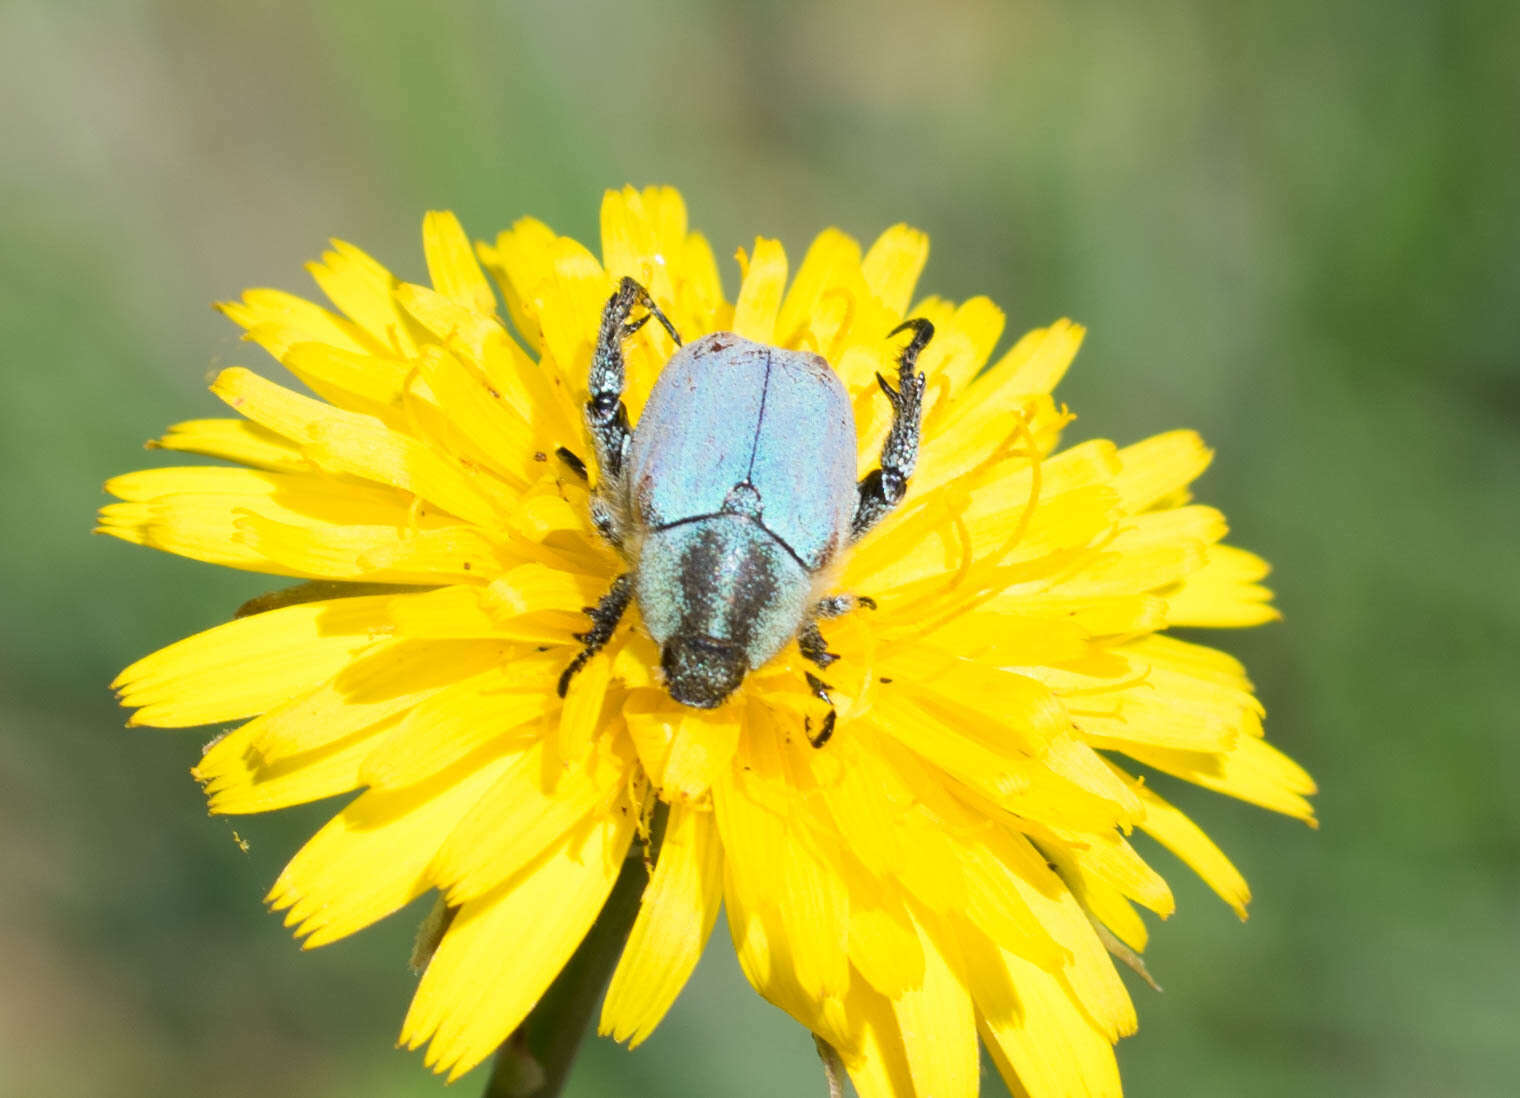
661 632 748 709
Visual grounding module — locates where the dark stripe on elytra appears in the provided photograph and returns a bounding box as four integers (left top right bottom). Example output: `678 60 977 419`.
677 522 784 651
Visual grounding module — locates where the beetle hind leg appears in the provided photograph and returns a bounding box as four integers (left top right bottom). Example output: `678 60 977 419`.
851 318 934 542
557 573 634 697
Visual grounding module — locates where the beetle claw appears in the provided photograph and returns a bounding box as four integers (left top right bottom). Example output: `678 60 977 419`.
805 710 837 749
804 672 834 705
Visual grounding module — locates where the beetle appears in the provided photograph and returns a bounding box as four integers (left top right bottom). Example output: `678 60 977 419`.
556 275 933 746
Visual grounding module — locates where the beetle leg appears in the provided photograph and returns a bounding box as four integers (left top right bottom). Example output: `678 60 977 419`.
850 318 935 542
801 593 877 669
557 572 634 697
587 276 682 486
798 621 838 668
554 446 588 481
589 496 622 549
804 710 837 749
813 593 876 619
803 672 837 749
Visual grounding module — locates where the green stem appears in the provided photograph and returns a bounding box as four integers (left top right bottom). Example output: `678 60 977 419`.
481 814 661 1098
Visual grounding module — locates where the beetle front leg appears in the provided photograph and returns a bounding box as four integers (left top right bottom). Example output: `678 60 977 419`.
850 318 934 542
557 572 634 697
587 276 682 485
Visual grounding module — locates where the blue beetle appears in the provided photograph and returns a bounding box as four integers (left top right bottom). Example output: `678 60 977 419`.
557 276 933 745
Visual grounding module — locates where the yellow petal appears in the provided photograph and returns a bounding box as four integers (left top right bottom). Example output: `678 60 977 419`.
1046 845 1152 952
600 185 675 303
357 657 558 790
218 287 371 357
774 227 861 349
975 957 1122 1098
423 210 497 316
918 294 1005 396
1047 828 1175 917
892 915 979 1098
845 886 925 999
98 498 301 576
1112 429 1213 513
478 216 557 353
814 731 919 882
386 574 598 640
876 653 1067 757
732 237 788 343
865 693 1032 804
626 698 743 803
101 464 402 516
149 418 313 473
1049 540 1208 599
716 761 851 1006
279 341 410 410
988 318 1084 398
676 230 728 333
860 224 929 316
838 976 916 1098
212 367 507 527
306 239 417 356
601 803 724 1047
114 595 399 727
410 344 534 489
427 736 632 904
1164 544 1280 626
99 465 479 581
975 827 1136 1040
232 513 496 583
922 321 1084 491
195 714 400 814
528 234 608 378
245 638 510 760
1118 766 1252 918
402 809 636 1080
1123 734 1317 823
557 633 617 761
266 747 519 948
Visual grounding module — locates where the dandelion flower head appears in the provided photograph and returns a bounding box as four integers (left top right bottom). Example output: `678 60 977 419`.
101 186 1314 1096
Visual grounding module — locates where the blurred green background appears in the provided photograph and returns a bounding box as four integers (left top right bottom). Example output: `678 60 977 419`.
3 1 1516 1095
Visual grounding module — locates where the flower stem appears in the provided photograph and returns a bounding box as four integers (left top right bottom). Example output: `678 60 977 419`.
814 1035 847 1098
481 818 658 1098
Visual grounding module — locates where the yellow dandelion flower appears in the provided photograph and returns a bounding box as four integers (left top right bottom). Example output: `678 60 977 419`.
101 185 1314 1096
